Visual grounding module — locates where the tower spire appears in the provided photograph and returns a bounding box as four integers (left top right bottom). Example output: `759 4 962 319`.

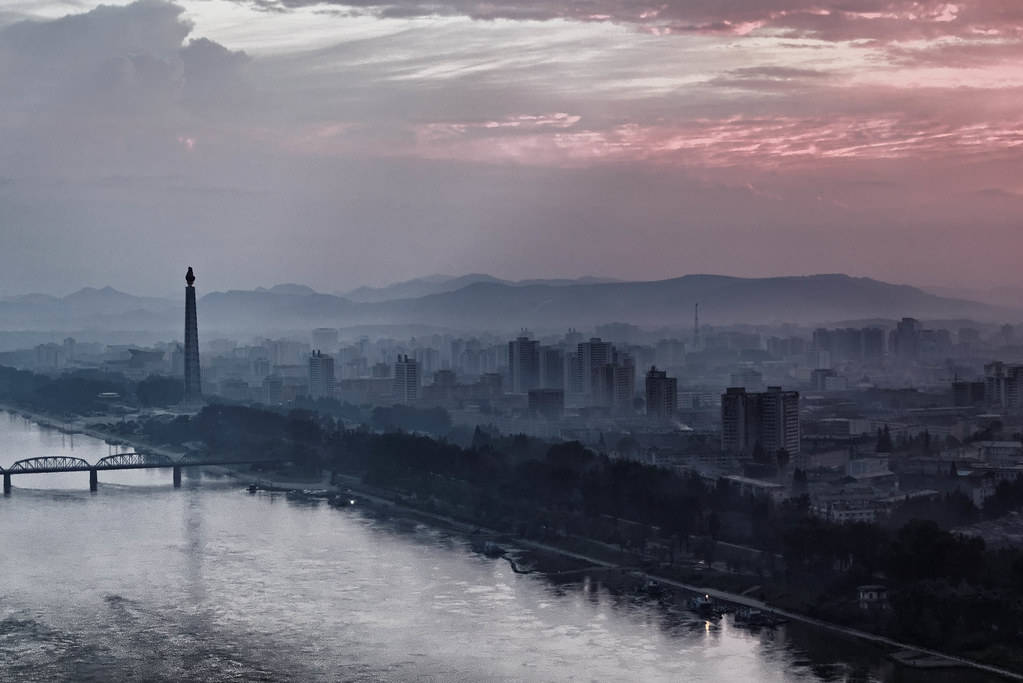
183 267 202 402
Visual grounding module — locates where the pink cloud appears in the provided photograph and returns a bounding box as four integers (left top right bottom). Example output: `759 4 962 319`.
266 0 1023 44
409 112 1023 168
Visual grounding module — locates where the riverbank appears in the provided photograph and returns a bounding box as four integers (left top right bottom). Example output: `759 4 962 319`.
321 473 1023 680
0 404 191 462
4 405 1020 680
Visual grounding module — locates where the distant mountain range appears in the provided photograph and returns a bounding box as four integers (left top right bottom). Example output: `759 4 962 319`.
0 274 1015 333
339 274 622 303
923 285 1023 310
0 286 177 329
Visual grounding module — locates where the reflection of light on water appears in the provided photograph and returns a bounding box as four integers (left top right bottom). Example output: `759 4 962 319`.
705 620 710 632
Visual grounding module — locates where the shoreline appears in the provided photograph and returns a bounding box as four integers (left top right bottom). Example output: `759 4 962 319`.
4 406 1021 680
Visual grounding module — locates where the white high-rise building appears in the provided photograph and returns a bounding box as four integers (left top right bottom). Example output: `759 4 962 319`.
508 335 540 394
393 355 420 404
308 350 336 399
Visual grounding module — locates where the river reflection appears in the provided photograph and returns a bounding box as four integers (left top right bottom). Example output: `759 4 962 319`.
0 414 1009 682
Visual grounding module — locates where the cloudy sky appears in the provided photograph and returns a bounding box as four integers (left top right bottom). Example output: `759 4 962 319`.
0 0 1021 296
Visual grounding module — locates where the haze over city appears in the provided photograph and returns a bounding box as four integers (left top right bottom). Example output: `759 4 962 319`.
2 0 1023 296
7 2 1023 682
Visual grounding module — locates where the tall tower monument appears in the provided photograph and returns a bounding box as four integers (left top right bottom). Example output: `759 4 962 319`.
183 266 202 402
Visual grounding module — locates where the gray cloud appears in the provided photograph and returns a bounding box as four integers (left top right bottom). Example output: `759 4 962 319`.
0 0 1022 296
249 0 1023 43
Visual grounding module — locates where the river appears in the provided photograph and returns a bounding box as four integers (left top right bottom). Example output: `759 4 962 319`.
0 413 1007 682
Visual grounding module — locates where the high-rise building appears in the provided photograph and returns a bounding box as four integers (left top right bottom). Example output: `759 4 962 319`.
891 317 921 359
612 352 635 411
308 350 336 398
863 327 885 359
645 366 677 419
183 266 202 402
508 335 540 393
538 346 565 390
576 338 613 399
262 374 284 404
62 337 76 363
985 362 1023 412
393 355 420 404
758 386 801 455
952 380 986 407
591 349 635 411
414 347 440 376
721 386 800 457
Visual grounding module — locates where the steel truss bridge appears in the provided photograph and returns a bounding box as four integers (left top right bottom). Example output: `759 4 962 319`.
1 452 284 493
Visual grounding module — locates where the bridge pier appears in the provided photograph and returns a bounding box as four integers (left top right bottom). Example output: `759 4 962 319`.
172 465 181 488
89 468 98 492
3 472 10 495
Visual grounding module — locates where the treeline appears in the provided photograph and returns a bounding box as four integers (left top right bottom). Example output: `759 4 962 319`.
0 364 186 412
0 365 457 436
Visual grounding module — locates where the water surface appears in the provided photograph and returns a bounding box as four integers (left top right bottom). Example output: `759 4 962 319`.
0 413 1006 681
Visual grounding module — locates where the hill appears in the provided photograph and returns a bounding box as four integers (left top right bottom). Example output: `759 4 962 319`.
0 274 1011 332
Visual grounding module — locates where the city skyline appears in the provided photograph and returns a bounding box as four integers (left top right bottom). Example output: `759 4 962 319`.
1 0 1022 295
7 1 1023 679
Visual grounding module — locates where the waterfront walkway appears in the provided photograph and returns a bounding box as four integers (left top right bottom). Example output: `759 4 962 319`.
331 473 1023 682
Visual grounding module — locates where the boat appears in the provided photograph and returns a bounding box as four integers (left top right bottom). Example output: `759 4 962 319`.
734 606 787 628
889 650 958 669
328 494 356 507
687 594 716 615
639 580 665 598
483 541 505 557
247 483 258 493
470 538 505 557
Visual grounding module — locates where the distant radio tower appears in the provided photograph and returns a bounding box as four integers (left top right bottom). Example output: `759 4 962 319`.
693 303 700 350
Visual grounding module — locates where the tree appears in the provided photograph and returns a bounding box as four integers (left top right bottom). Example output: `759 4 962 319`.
876 425 893 452
136 375 184 407
708 511 720 540
776 448 790 469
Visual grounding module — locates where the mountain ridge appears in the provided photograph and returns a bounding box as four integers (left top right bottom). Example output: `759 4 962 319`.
0 273 1014 332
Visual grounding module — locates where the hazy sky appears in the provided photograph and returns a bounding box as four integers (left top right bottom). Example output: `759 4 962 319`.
1 0 1021 296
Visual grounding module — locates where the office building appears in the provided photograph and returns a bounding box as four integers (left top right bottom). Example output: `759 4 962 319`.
508 335 540 393
891 317 920 359
308 350 336 398
393 355 420 404
985 362 1023 412
721 386 800 457
262 374 284 404
645 366 678 419
575 338 613 399
538 346 565 390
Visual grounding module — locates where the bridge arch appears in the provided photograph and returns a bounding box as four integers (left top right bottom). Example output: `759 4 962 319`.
7 456 93 473
95 452 175 469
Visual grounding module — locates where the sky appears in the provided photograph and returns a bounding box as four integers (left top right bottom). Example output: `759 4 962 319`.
0 0 1021 297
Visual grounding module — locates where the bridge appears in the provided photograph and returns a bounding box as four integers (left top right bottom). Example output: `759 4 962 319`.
1 452 284 494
